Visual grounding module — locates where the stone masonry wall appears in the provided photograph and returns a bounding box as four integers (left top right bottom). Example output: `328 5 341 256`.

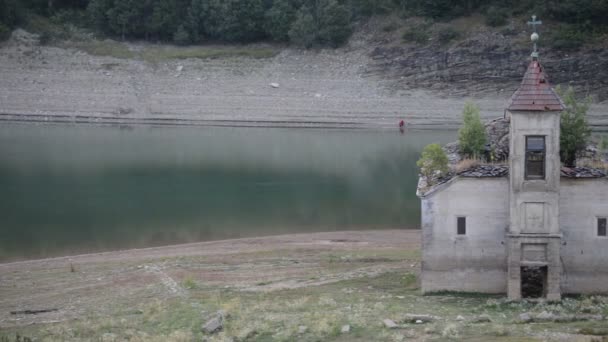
421 177 509 293
560 178 608 294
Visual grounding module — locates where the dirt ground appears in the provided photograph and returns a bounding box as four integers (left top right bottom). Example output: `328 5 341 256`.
1 229 608 342
0 230 418 329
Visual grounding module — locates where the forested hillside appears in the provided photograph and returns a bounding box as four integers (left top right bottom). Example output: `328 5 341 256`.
1 0 607 48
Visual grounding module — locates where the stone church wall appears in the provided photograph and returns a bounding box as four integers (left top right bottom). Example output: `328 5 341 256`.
560 178 608 294
420 177 510 293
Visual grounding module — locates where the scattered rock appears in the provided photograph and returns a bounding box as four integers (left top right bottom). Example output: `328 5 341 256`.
101 333 118 342
456 315 465 321
415 320 423 324
536 311 554 321
383 319 398 329
270 82 280 88
116 107 133 115
471 314 491 323
176 65 183 72
202 311 225 334
314 93 322 98
341 324 350 333
298 325 308 334
9 29 41 46
519 312 532 323
402 314 438 323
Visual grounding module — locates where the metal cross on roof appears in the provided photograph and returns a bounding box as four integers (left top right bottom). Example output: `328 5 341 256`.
527 15 542 59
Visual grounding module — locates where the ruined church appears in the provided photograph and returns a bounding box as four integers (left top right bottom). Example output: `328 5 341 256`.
417 18 608 300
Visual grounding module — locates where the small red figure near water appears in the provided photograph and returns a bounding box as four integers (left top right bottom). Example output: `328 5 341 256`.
399 119 405 134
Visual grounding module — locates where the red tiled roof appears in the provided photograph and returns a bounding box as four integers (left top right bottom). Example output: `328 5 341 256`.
507 60 564 112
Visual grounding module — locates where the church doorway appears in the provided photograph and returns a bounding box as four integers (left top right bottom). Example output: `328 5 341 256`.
521 266 547 298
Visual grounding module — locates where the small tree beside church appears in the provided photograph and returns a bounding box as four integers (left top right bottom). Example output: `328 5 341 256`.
417 143 449 183
458 102 486 158
557 86 591 167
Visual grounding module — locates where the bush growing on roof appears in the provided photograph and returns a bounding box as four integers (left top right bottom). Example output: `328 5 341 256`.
458 101 486 159
557 86 591 167
417 143 449 182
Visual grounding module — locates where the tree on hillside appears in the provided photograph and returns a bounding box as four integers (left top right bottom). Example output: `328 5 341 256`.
264 0 296 42
557 86 591 167
87 0 111 34
317 0 351 47
288 5 316 47
458 101 486 158
149 0 185 41
105 0 147 40
185 0 206 42
0 0 22 28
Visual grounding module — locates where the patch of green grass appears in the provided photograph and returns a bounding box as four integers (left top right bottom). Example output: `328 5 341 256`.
65 40 136 59
182 276 198 290
64 40 279 63
579 327 608 336
140 46 279 63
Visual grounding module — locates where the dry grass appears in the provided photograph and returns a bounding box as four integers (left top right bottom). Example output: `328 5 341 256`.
578 159 608 171
454 158 481 173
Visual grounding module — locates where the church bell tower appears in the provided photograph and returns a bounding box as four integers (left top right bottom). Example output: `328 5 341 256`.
506 16 565 300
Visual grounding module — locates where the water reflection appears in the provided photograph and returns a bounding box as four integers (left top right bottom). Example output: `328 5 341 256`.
0 123 455 261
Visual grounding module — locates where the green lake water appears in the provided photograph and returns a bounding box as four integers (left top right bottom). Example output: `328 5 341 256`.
0 123 455 262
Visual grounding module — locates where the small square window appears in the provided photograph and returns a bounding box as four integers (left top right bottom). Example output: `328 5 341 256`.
598 218 607 237
457 217 466 235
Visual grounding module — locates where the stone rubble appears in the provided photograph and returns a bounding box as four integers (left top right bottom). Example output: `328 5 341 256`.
560 166 607 178
459 165 509 178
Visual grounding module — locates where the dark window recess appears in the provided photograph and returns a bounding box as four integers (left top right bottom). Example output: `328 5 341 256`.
599 218 607 237
525 136 545 179
457 217 466 235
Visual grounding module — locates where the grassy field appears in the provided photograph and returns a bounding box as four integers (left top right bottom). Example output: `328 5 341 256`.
1 231 607 342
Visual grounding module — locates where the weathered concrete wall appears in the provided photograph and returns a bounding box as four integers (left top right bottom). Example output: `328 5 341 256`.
508 111 561 235
421 177 509 293
560 178 608 294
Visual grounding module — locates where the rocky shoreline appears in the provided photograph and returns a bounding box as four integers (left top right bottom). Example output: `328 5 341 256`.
1 29 607 131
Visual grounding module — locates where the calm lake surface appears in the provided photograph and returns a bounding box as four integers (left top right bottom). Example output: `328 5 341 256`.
0 123 455 262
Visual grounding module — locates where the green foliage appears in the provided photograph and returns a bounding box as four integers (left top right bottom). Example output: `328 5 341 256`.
9 0 608 49
288 6 316 48
417 143 449 181
210 0 266 42
557 86 591 167
0 22 9 41
485 6 509 27
86 0 110 33
172 24 190 45
600 136 608 154
264 0 296 42
458 101 486 158
549 24 587 51
402 28 429 44
185 0 204 43
0 0 22 28
438 27 460 44
350 0 394 17
317 0 351 47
